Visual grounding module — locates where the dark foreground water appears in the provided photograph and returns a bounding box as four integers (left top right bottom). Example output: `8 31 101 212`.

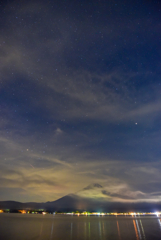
0 214 161 240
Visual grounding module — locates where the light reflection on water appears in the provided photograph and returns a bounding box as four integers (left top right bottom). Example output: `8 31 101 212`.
158 218 161 228
0 214 161 240
88 222 90 238
40 222 43 237
117 220 121 240
50 222 53 239
99 219 102 239
70 222 73 240
133 219 139 240
140 219 146 240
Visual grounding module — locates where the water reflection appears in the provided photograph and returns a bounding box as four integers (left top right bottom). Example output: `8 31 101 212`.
99 220 102 239
133 219 139 240
2 215 161 240
37 216 158 240
158 218 161 228
117 220 121 240
102 222 105 240
140 219 146 240
50 223 53 239
88 222 90 238
84 222 87 239
70 222 73 240
133 218 147 240
136 219 142 239
40 222 43 238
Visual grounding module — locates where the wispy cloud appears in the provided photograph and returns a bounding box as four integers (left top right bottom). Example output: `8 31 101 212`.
0 0 161 203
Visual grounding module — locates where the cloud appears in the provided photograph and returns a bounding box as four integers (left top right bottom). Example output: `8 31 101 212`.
0 0 161 203
55 128 63 135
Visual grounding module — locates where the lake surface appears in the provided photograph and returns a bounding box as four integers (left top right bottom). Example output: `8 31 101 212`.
0 214 161 240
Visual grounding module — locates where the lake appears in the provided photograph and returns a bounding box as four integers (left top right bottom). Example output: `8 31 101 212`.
0 213 161 240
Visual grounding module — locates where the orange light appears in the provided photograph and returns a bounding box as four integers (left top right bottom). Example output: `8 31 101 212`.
18 210 26 214
0 210 3 213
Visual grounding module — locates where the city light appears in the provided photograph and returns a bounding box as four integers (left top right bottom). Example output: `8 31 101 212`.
18 210 26 214
155 212 160 217
1 210 161 216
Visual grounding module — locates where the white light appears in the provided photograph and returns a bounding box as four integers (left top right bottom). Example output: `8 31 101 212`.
155 212 160 217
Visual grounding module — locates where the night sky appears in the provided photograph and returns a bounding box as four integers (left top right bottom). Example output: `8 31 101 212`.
0 0 161 203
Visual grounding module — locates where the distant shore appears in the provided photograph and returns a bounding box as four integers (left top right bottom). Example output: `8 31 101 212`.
0 209 161 217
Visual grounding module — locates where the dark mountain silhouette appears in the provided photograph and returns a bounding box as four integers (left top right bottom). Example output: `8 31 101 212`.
1 196 161 212
1 183 161 212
